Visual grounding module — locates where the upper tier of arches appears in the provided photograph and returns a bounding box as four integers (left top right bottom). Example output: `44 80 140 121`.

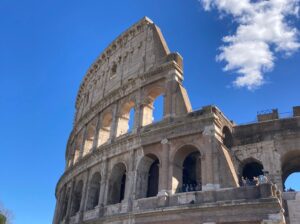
74 17 172 123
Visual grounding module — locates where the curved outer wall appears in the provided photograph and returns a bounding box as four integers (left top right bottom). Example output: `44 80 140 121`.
53 17 300 224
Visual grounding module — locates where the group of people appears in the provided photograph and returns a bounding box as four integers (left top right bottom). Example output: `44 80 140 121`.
181 183 202 192
178 175 269 192
241 175 269 186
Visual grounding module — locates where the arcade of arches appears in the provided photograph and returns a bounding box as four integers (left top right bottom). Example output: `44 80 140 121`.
281 150 300 191
58 140 300 221
53 16 300 224
57 145 206 218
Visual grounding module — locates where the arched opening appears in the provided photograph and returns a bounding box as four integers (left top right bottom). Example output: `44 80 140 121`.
241 159 264 182
110 63 117 79
71 180 83 216
147 159 159 197
83 118 97 156
142 87 164 126
120 173 126 201
73 131 84 164
285 173 300 191
222 126 233 149
116 101 135 137
59 186 69 221
172 146 201 193
128 107 135 132
98 112 112 146
136 154 160 199
108 163 127 204
281 150 300 191
152 95 164 123
182 151 201 191
66 145 73 168
86 172 101 210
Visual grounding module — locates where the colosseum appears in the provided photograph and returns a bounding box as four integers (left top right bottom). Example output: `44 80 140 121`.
53 17 300 224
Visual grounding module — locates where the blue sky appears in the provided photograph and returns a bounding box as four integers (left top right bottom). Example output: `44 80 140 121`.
0 0 299 223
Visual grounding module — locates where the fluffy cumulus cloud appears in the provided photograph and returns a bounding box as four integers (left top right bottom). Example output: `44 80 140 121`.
200 0 300 89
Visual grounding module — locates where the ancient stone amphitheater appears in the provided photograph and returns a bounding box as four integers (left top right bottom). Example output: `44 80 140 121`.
53 17 300 224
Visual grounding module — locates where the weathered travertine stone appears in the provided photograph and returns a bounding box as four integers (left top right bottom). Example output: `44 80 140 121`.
53 17 300 224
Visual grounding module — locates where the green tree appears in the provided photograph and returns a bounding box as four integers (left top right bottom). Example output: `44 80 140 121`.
0 202 12 224
0 213 6 224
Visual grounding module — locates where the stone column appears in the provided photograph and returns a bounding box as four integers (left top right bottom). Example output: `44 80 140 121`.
67 143 76 169
98 159 108 217
109 103 119 141
164 77 175 118
79 126 87 159
159 139 170 195
123 149 136 212
79 170 90 222
103 159 110 205
132 103 141 134
65 181 75 221
92 113 101 150
135 89 143 130
164 71 186 118
211 137 221 187
203 145 215 190
202 125 219 191
82 169 92 212
52 192 61 224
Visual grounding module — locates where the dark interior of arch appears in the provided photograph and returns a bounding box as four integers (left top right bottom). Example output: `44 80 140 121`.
146 159 159 197
86 173 101 210
242 162 263 180
60 188 69 221
223 126 233 149
108 163 127 204
119 173 126 202
183 151 201 189
109 168 126 204
71 181 83 216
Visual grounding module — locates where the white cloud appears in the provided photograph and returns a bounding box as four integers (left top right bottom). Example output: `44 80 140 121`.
200 0 300 89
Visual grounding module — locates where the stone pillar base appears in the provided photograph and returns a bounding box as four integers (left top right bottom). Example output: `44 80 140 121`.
157 190 169 207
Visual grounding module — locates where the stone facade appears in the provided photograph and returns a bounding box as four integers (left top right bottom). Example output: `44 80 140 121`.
53 17 300 224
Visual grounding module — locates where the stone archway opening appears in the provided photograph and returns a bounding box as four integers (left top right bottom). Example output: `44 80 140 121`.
108 163 127 204
86 172 101 210
136 154 160 199
281 150 300 191
285 173 300 192
59 186 69 221
241 159 264 181
73 131 84 164
83 118 97 156
71 180 83 216
173 145 202 193
116 101 135 137
142 87 165 126
152 94 164 123
147 159 159 197
98 112 113 146
222 126 233 149
182 151 201 190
